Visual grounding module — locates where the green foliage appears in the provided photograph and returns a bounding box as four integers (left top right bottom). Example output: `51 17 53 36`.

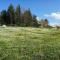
15 5 21 26
22 9 33 26
7 4 15 26
1 10 7 25
32 15 39 27
0 4 49 27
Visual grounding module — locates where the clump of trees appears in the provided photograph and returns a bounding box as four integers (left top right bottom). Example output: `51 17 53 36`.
0 4 49 28
38 19 49 28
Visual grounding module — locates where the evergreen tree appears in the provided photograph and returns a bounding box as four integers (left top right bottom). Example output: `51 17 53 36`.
6 11 11 25
0 4 49 27
22 9 33 26
32 15 38 27
15 5 21 26
0 14 1 25
7 4 15 26
1 10 7 25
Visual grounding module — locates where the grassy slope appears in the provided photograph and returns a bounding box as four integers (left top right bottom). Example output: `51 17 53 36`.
0 27 60 60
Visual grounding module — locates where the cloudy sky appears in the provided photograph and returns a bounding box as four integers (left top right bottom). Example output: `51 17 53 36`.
0 0 60 26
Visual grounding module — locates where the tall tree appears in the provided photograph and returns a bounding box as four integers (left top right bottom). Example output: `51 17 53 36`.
22 9 33 26
15 5 21 26
0 10 7 25
6 11 11 25
0 13 1 25
32 15 38 27
7 4 15 26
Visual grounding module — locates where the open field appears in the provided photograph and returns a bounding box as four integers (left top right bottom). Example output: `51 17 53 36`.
0 27 60 60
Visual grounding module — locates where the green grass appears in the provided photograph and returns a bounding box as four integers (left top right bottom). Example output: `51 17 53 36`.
0 27 60 60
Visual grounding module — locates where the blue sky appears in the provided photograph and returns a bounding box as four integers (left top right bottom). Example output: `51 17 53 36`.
0 0 60 26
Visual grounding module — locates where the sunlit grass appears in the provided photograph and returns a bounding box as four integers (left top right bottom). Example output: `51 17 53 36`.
0 27 60 60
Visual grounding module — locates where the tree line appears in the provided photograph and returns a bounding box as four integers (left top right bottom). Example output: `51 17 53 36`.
0 4 49 27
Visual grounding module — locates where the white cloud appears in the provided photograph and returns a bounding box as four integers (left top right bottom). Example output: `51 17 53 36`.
36 17 40 20
44 12 60 20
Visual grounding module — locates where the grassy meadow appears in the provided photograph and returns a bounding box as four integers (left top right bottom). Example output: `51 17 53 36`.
0 27 60 60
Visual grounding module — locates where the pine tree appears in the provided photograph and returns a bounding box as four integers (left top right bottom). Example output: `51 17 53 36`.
7 4 15 26
1 10 7 25
22 9 33 26
0 13 1 25
32 15 38 27
15 5 21 26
